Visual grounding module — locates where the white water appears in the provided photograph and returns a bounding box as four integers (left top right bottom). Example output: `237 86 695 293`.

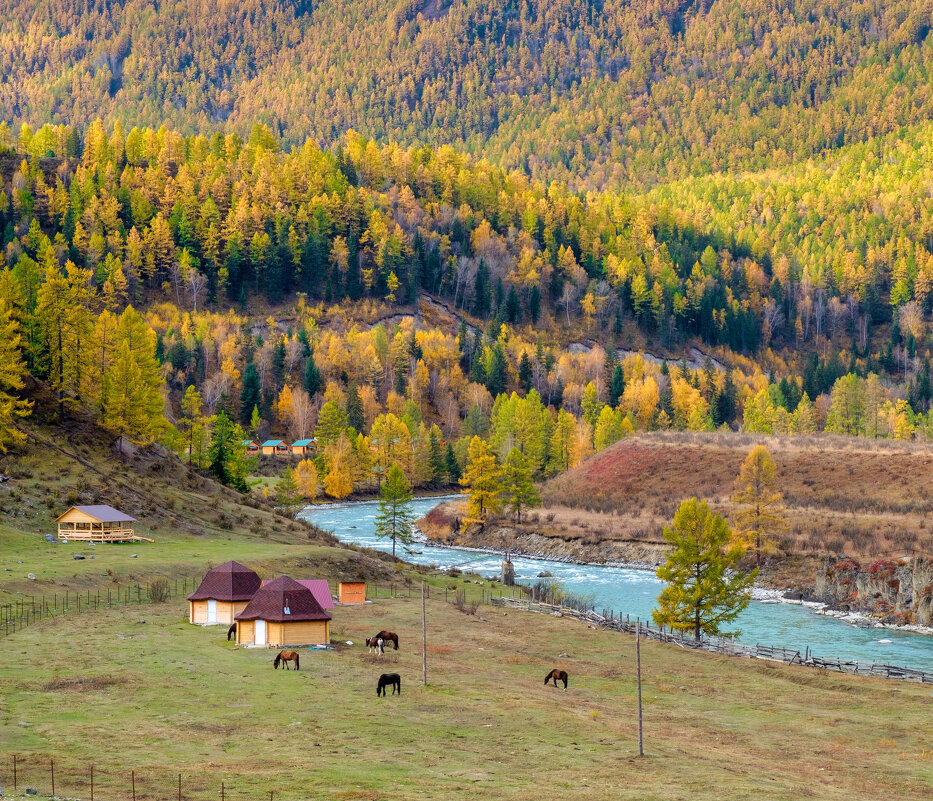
301 496 933 671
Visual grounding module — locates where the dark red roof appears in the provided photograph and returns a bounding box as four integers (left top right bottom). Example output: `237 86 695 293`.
235 575 331 623
187 561 262 602
261 578 334 610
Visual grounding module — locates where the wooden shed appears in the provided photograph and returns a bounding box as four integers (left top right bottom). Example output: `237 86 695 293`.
55 505 149 543
260 439 289 456
290 438 316 457
188 561 262 625
235 576 331 647
338 581 366 604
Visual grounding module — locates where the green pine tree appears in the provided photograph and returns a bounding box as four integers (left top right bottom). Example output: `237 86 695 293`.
652 498 756 641
345 381 365 432
374 463 415 557
240 361 262 424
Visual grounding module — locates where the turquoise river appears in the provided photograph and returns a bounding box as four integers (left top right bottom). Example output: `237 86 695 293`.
302 496 933 672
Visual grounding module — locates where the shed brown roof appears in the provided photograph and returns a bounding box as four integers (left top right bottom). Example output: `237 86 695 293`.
235 576 331 623
187 561 262 602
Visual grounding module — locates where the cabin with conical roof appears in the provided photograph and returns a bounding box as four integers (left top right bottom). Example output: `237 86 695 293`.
187 561 262 625
235 575 331 647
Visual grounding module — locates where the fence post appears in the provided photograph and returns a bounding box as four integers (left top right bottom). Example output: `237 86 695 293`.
178 773 182 801
91 765 94 801
51 758 55 797
421 582 427 686
636 621 644 758
13 753 17 790
132 770 136 801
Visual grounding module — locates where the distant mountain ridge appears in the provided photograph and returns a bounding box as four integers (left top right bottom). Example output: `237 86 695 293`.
1 0 932 187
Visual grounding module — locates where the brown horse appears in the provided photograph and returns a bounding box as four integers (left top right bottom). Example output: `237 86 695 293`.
544 669 568 689
370 630 399 650
273 650 300 670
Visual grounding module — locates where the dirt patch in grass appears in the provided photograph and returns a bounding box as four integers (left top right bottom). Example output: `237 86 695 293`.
42 674 128 692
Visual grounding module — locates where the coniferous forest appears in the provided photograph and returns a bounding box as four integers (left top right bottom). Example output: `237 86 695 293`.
2 0 933 495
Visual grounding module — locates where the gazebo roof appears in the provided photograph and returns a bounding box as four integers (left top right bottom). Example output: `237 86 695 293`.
188 561 262 602
236 576 331 622
56 505 136 523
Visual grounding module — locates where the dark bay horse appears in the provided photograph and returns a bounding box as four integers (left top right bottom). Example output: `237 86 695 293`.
369 630 399 650
274 650 300 670
544 669 568 689
377 673 401 696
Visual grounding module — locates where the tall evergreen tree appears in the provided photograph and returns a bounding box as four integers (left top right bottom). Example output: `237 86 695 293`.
240 361 262 424
485 343 508 397
609 364 626 407
303 349 322 397
505 285 521 323
374 464 415 557
345 382 365 432
473 259 490 318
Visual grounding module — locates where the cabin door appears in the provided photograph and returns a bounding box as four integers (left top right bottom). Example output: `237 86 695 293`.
207 600 217 624
255 619 266 646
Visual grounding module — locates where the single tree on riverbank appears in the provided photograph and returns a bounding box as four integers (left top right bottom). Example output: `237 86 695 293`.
460 435 501 522
375 463 415 557
500 447 540 522
732 444 786 568
653 498 756 641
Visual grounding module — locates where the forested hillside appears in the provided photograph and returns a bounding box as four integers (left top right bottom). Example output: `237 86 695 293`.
4 0 933 500
1 0 932 187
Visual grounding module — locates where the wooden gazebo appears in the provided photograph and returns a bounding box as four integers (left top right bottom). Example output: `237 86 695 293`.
55 505 151 543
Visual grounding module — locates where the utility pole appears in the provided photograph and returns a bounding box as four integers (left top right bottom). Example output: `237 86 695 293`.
421 581 427 685
636 619 644 757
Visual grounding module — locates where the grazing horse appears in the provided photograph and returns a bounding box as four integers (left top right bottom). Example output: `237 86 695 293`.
227 623 236 641
377 673 401 696
544 669 568 689
366 636 385 656
273 650 300 670
370 630 399 650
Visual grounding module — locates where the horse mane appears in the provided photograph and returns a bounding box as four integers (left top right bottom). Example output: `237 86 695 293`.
274 653 281 668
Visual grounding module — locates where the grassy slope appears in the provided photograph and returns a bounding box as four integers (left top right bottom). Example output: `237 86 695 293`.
1 594 931 801
541 431 933 562
0 389 412 608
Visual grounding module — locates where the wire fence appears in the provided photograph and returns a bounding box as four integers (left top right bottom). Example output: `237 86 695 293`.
0 574 468 640
0 755 295 801
490 596 933 684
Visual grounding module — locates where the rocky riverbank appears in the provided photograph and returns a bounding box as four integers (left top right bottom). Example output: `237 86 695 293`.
813 556 933 627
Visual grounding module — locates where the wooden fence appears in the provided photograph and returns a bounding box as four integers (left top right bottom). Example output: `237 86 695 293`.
490 596 933 684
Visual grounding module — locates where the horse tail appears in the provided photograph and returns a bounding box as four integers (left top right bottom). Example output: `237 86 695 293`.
294 654 299 671
393 635 399 650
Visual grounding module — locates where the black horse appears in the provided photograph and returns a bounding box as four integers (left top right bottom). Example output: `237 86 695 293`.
227 623 236 641
377 673 401 696
544 668 568 689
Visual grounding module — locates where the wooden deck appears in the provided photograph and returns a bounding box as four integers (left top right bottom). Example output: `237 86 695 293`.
58 526 153 543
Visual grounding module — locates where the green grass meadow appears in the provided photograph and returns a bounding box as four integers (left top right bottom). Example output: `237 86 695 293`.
2 591 932 801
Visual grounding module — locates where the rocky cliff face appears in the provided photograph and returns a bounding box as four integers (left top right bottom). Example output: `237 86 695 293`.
814 557 933 626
